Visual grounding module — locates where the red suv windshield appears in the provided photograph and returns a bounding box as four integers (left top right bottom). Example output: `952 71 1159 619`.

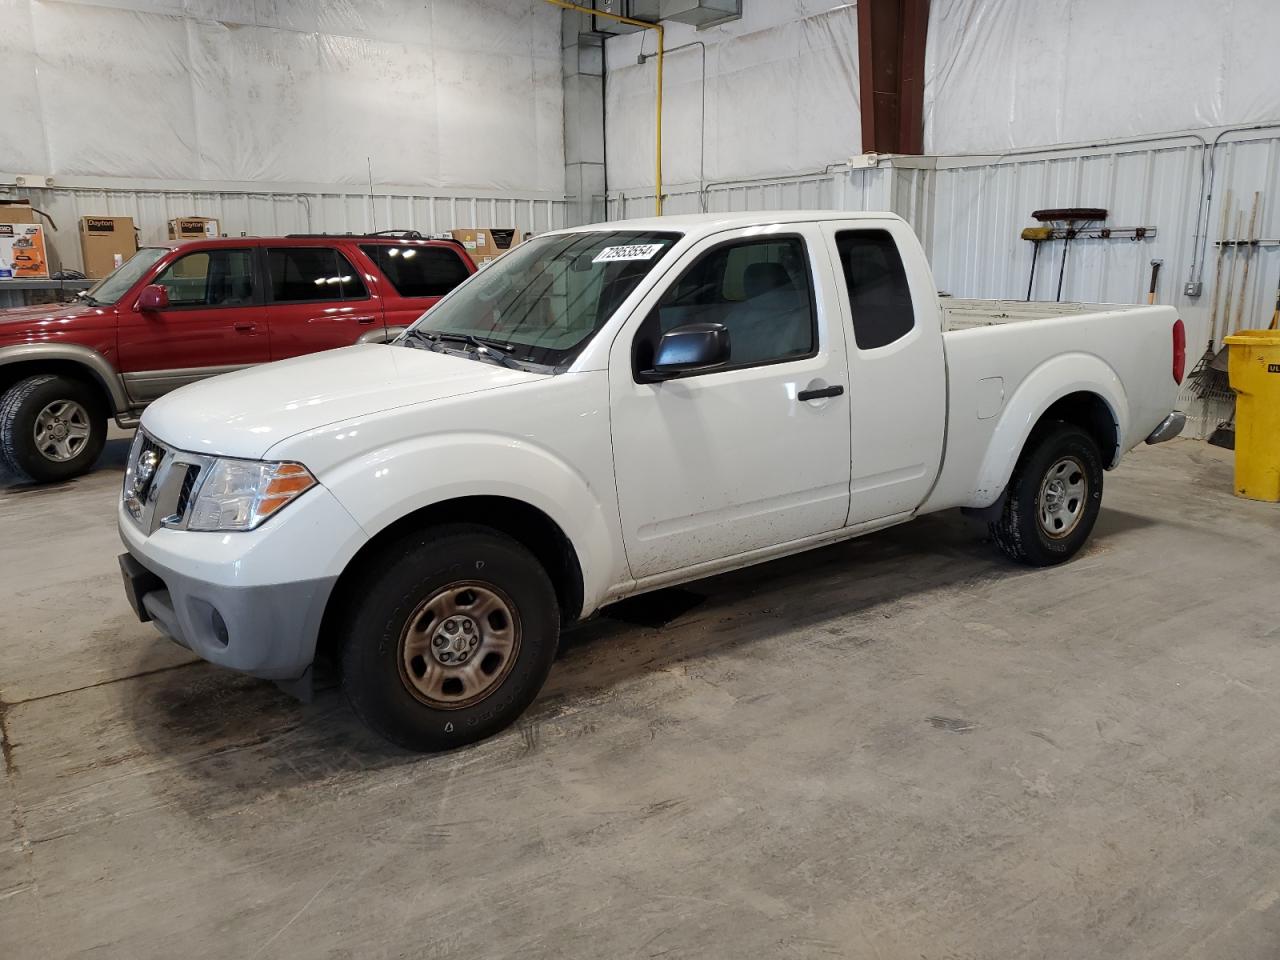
85 247 168 305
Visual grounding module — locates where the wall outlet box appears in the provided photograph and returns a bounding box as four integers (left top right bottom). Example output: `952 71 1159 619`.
1183 280 1202 298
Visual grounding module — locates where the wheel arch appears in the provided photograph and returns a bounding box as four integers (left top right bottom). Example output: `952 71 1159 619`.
0 345 128 416
316 494 586 664
971 354 1127 509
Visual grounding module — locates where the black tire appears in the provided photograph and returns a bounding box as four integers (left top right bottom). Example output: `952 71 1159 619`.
989 422 1104 566
0 374 108 484
339 524 560 751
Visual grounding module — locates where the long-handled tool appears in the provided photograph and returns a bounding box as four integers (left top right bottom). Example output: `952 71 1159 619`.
1194 206 1245 400
1232 191 1261 334
1021 226 1053 300
1147 259 1163 304
1188 191 1233 397
1270 268 1280 330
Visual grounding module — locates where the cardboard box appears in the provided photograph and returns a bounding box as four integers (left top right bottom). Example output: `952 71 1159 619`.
79 216 138 279
450 227 522 266
168 216 220 240
0 223 50 279
0 200 35 224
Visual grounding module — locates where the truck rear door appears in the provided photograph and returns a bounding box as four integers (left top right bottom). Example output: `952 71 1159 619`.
821 219 946 524
358 241 474 336
260 244 383 360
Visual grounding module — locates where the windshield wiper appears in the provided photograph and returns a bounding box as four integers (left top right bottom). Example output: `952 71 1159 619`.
419 331 526 369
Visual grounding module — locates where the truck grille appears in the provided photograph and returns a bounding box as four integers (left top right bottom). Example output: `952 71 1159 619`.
123 430 214 534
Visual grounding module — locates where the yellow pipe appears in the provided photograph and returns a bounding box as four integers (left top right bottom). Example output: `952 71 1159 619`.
545 0 664 216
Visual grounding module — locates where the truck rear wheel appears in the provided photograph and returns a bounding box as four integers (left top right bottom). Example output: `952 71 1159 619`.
989 422 1103 566
339 524 560 751
0 374 108 484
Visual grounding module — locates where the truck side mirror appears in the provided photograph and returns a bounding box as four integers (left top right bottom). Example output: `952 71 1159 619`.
138 284 169 312
643 322 731 381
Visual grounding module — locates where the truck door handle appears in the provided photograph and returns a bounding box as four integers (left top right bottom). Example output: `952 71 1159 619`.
797 384 845 402
234 322 257 333
353 316 378 325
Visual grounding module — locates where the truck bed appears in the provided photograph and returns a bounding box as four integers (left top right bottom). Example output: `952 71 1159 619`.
942 298 1153 331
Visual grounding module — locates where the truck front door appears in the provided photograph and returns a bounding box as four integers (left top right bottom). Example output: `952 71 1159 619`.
117 245 269 403
822 220 947 524
609 226 852 581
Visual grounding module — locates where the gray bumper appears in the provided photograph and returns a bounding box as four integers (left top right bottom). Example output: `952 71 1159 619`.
1145 411 1186 445
121 548 336 682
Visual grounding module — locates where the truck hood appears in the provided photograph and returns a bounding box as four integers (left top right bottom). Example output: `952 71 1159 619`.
141 343 547 459
0 299 108 333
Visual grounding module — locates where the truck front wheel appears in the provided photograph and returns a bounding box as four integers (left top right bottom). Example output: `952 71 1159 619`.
989 422 1104 566
339 524 560 751
0 374 108 484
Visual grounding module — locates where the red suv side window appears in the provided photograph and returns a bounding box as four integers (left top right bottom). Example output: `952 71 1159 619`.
359 244 470 298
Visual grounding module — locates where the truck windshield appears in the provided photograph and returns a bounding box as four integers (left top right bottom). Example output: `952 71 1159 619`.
83 247 169 305
405 230 681 367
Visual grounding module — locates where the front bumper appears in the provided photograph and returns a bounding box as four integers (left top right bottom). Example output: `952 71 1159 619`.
117 484 365 681
1145 411 1186 445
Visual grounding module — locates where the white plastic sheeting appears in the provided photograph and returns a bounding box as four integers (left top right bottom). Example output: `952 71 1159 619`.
1 0 564 192
603 1 859 194
925 0 1280 154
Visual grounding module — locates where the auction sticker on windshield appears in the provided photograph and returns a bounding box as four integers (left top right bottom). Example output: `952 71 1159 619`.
593 243 666 263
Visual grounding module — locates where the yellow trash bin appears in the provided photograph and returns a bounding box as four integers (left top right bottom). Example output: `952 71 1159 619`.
1225 329 1280 501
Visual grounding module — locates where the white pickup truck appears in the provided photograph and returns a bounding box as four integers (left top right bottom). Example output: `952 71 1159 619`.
118 211 1186 750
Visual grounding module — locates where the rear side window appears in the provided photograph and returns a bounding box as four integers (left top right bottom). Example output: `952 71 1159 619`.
153 249 254 307
835 230 915 349
267 247 368 302
360 244 470 298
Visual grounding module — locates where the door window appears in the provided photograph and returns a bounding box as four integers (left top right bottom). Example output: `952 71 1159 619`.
152 249 254 308
835 230 915 349
267 247 368 302
359 244 470 298
635 236 815 374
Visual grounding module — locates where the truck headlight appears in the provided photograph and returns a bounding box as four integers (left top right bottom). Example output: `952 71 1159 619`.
187 459 317 532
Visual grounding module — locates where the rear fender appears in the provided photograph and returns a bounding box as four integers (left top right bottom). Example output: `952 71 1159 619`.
971 353 1127 508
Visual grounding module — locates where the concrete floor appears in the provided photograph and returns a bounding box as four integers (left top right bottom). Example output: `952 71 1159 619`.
2 434 1280 959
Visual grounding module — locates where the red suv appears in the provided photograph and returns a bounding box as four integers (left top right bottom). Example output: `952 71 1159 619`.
0 232 475 483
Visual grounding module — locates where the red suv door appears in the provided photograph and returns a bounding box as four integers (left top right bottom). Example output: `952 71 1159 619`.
117 244 270 402
261 244 385 360
357 241 474 334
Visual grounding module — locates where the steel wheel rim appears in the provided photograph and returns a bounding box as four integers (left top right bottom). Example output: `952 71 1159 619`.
1037 455 1088 539
33 399 91 462
397 581 521 710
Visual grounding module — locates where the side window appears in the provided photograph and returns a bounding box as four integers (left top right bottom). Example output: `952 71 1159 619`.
635 236 815 373
152 249 254 308
266 247 368 303
359 244 470 298
835 230 915 349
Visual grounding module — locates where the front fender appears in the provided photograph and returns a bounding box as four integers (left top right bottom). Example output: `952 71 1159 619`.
971 352 1128 507
318 432 624 616
0 342 129 413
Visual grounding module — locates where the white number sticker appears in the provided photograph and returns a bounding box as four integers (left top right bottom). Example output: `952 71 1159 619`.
593 243 665 263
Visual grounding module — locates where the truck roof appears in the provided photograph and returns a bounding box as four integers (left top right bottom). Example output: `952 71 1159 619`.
559 210 904 237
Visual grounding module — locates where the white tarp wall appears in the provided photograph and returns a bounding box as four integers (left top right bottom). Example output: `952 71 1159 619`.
2 0 564 190
1 0 568 270
924 0 1280 154
602 0 860 209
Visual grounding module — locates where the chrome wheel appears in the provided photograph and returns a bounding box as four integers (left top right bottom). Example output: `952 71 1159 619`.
398 582 521 710
1038 456 1087 539
33 399 91 462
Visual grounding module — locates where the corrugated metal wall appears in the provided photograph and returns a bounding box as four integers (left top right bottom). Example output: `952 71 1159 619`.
605 125 1280 436
11 184 568 275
